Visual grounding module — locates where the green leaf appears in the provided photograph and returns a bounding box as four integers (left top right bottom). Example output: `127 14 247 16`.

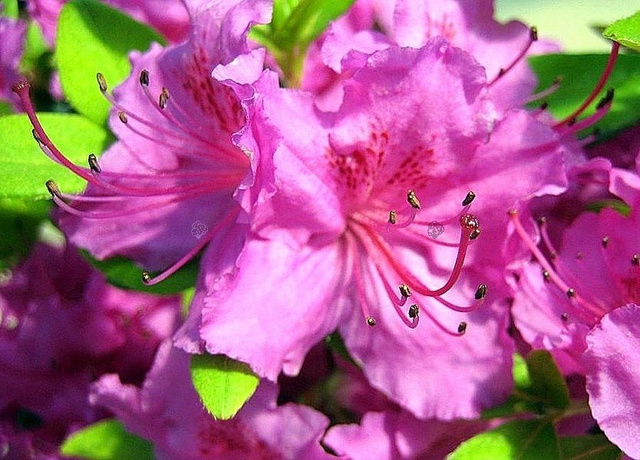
60 418 153 460
1 0 18 18
524 350 570 410
529 53 640 138
83 252 199 295
250 0 355 86
0 113 112 199
585 199 631 216
55 0 165 125
0 199 50 270
559 435 623 460
603 11 640 52
448 419 560 460
190 354 259 420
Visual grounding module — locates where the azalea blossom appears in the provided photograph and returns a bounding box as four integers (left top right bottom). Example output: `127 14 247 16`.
197 24 573 418
13 0 271 280
508 153 640 456
90 340 331 460
0 242 180 457
0 9 26 111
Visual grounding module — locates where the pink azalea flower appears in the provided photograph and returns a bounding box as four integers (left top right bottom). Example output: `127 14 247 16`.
13 0 272 279
28 0 190 45
0 243 180 457
0 11 26 110
90 340 331 460
197 37 571 419
508 165 640 374
583 303 640 459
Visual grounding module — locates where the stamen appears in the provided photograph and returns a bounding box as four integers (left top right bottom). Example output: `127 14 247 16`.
561 312 569 321
96 73 108 93
489 26 538 86
566 288 576 298
399 284 411 298
407 190 421 209
142 208 239 285
159 88 170 110
88 154 101 174
139 69 150 87
475 284 487 300
601 236 609 248
388 210 397 224
555 41 620 127
408 304 419 318
632 254 639 267
45 179 62 199
526 77 562 104
366 317 376 327
462 191 476 207
457 322 467 334
118 112 128 123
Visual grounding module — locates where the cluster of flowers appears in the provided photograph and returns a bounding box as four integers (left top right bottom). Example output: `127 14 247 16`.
1 0 638 458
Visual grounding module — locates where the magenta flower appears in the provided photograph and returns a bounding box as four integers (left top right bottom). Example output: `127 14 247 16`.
13 0 272 281
583 303 640 459
28 0 190 45
196 36 571 419
0 11 25 110
508 165 640 373
91 340 331 459
0 242 180 457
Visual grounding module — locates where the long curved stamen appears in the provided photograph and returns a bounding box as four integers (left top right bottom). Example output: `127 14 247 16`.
489 26 538 86
142 208 240 285
508 210 604 322
434 284 487 313
349 236 376 327
555 41 620 127
526 76 562 104
554 89 614 135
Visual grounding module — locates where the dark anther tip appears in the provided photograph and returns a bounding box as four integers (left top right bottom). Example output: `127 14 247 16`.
457 322 467 334
530 26 538 41
462 191 476 207
96 73 108 92
12 80 30 93
88 154 101 174
475 284 488 300
139 69 150 87
366 316 376 327
141 272 151 284
408 304 419 319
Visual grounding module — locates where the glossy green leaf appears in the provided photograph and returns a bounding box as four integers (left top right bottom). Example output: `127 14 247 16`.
448 419 560 460
1 0 18 18
529 53 640 138
60 418 153 460
250 0 355 85
559 435 623 460
55 0 165 125
83 252 199 295
0 113 112 199
0 199 50 270
603 10 640 52
190 354 259 420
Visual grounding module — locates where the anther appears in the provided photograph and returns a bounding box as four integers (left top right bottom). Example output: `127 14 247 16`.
399 284 411 298
601 236 609 248
632 254 639 267
475 284 487 300
566 288 576 298
561 312 568 321
96 73 108 92
470 229 481 240
539 101 549 111
45 179 61 198
407 190 421 209
457 322 467 334
118 112 128 124
596 88 614 110
159 88 170 109
408 304 419 319
388 210 397 224
142 272 151 284
88 153 101 174
12 80 30 93
530 26 538 41
462 191 476 207
139 69 150 87
366 316 376 327
542 270 550 281
31 129 43 145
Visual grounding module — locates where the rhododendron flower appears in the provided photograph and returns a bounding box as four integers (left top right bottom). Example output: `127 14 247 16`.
583 303 640 459
91 340 331 460
28 0 190 45
196 35 572 419
13 0 272 281
0 243 180 457
0 10 26 110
